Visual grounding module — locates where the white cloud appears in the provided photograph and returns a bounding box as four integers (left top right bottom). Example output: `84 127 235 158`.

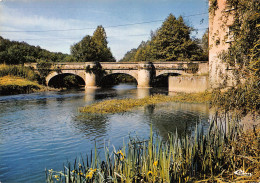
0 5 161 60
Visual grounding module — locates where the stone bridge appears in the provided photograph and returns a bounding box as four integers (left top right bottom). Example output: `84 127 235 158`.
25 61 208 88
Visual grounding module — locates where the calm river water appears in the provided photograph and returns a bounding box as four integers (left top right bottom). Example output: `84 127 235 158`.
0 84 210 182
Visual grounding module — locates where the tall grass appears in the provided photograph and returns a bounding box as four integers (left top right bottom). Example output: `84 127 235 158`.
0 64 38 81
46 114 259 182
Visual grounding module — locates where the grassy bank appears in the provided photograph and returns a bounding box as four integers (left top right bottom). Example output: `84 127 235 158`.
0 64 45 95
0 64 38 80
46 115 260 182
79 92 211 114
0 75 43 95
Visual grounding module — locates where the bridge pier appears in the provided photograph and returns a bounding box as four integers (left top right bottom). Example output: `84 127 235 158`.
137 62 154 88
85 62 100 88
85 73 98 88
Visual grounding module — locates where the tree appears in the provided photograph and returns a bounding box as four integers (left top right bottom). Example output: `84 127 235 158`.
71 26 115 62
71 35 98 62
120 14 204 62
0 36 70 65
119 48 137 62
152 14 203 61
92 25 115 62
201 29 209 60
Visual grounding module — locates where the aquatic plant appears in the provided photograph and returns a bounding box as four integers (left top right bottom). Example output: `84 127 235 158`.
79 93 212 114
46 114 260 182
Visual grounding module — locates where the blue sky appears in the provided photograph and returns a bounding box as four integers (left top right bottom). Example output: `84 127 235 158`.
0 0 208 60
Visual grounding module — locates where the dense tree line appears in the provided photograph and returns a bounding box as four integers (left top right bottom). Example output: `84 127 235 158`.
120 14 208 62
0 36 73 65
0 26 115 65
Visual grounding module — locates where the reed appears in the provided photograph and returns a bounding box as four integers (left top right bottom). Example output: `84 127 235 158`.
46 114 259 182
79 93 212 114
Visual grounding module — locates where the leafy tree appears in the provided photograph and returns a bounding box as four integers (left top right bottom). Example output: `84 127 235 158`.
0 36 70 65
201 29 209 60
152 15 203 61
119 48 137 62
71 35 98 62
92 25 115 62
120 14 204 62
71 26 115 62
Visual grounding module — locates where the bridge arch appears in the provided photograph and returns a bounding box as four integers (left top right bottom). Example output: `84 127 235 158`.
155 70 184 77
99 73 138 87
153 72 182 88
46 71 86 87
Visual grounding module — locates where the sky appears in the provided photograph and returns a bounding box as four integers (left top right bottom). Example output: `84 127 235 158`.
0 0 209 61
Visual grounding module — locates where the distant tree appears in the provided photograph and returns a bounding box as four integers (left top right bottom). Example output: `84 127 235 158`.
0 36 69 65
92 25 115 62
152 14 203 61
64 55 77 62
71 26 115 62
71 35 98 62
201 29 209 60
134 41 154 61
119 48 137 62
120 14 204 62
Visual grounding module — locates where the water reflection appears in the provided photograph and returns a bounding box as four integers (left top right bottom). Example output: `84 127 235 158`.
84 87 98 103
142 103 210 139
73 114 109 141
0 84 210 183
137 88 150 98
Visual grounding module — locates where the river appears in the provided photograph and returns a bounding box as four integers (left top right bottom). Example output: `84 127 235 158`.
0 84 210 182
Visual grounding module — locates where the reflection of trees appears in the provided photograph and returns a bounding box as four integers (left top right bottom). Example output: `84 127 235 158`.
143 103 209 140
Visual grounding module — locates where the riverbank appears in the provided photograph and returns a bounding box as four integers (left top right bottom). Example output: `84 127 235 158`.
0 75 44 95
79 92 212 114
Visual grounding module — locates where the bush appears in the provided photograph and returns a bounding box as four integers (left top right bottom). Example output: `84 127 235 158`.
0 64 38 81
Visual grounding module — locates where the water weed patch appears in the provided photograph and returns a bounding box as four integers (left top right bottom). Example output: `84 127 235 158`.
79 93 212 114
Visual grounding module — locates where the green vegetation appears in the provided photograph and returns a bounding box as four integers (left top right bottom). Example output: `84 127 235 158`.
212 79 260 114
71 26 115 62
211 0 260 115
79 93 211 114
0 75 42 95
0 64 44 95
0 26 115 65
46 115 260 182
0 36 71 65
201 29 209 60
0 64 38 81
120 14 207 62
